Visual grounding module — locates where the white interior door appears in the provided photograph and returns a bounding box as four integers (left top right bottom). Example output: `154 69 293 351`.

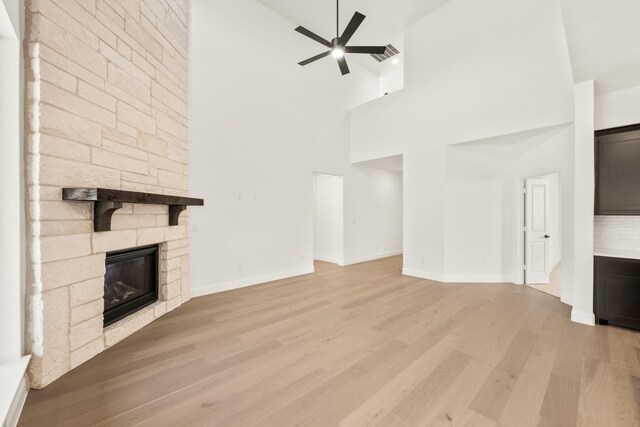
525 178 550 284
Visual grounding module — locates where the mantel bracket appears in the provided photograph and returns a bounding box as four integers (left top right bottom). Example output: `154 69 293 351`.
95 201 123 232
168 205 187 226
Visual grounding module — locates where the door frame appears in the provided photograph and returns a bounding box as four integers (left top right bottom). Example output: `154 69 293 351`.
516 172 561 286
515 179 526 285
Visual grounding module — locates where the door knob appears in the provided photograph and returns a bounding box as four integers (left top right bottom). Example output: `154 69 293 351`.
544 235 551 239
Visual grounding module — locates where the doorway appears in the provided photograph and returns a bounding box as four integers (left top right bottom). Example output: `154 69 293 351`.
521 173 562 298
313 173 344 265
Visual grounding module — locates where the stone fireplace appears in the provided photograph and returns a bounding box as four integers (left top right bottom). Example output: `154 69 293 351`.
24 0 191 388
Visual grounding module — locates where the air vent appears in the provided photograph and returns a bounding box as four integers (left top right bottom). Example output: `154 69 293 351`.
370 44 400 63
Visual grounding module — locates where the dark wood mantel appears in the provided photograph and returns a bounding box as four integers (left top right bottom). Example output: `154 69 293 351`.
63 188 204 232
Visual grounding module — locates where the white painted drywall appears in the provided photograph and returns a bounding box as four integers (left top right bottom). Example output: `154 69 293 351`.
379 65 404 98
314 174 343 264
343 166 403 265
595 84 640 131
352 0 575 285
1 0 28 424
0 0 23 363
544 173 562 273
571 80 595 326
441 125 573 289
188 0 403 296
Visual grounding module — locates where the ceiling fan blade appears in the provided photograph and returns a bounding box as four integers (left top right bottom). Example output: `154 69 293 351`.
298 51 331 66
337 56 350 75
339 12 365 45
295 26 332 48
345 46 387 55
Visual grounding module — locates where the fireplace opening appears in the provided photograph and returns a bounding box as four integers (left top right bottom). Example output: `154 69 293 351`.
104 245 158 327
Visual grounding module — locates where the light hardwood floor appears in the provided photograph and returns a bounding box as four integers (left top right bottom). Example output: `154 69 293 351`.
19 256 640 426
526 263 562 298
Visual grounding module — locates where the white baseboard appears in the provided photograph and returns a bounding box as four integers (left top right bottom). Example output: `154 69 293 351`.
402 268 445 282
4 376 28 427
1 355 30 427
571 308 596 326
191 265 315 297
342 250 403 266
443 274 508 283
402 269 507 284
314 255 342 265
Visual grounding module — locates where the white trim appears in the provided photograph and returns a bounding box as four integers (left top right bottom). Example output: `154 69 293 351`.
191 265 315 297
402 269 508 284
0 355 30 427
342 250 403 266
402 268 445 282
442 274 508 283
515 178 526 285
3 375 28 427
313 255 343 265
571 309 595 326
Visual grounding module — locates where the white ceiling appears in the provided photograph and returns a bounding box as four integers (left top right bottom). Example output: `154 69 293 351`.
257 0 452 75
561 0 640 94
259 0 640 92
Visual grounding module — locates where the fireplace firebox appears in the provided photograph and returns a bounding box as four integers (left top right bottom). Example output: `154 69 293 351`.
104 245 158 327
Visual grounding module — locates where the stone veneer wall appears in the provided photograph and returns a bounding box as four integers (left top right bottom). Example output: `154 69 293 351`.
24 0 190 388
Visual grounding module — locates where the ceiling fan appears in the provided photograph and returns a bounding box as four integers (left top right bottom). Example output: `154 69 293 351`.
295 0 387 76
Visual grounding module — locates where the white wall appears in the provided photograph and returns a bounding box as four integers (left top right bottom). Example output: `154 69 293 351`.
0 0 23 363
440 125 573 288
351 0 575 285
1 0 29 423
378 65 403 98
188 0 402 296
343 166 403 265
571 80 596 325
314 174 343 264
444 145 510 283
595 84 640 131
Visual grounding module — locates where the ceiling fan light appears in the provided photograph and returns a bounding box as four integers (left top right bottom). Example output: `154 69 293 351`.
331 47 345 58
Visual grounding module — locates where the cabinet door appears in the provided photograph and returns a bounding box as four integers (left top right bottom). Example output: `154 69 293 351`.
594 256 640 330
596 127 640 214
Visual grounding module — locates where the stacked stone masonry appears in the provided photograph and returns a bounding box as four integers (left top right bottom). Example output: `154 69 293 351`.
24 0 190 388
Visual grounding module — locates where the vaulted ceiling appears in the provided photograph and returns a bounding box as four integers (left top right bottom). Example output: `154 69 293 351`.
257 0 452 75
560 0 640 94
259 0 640 94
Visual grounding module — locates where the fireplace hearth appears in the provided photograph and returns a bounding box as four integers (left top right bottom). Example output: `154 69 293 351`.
104 245 159 327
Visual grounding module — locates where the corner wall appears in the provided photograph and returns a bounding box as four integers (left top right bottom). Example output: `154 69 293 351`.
188 0 402 297
353 0 575 284
571 80 595 325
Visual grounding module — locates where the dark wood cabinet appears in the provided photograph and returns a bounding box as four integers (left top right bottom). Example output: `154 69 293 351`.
594 256 640 330
595 124 640 215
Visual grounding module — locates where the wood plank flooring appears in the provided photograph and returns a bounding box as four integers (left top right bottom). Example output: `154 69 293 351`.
19 256 640 426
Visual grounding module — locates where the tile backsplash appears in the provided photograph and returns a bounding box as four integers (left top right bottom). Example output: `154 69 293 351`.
595 216 640 259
